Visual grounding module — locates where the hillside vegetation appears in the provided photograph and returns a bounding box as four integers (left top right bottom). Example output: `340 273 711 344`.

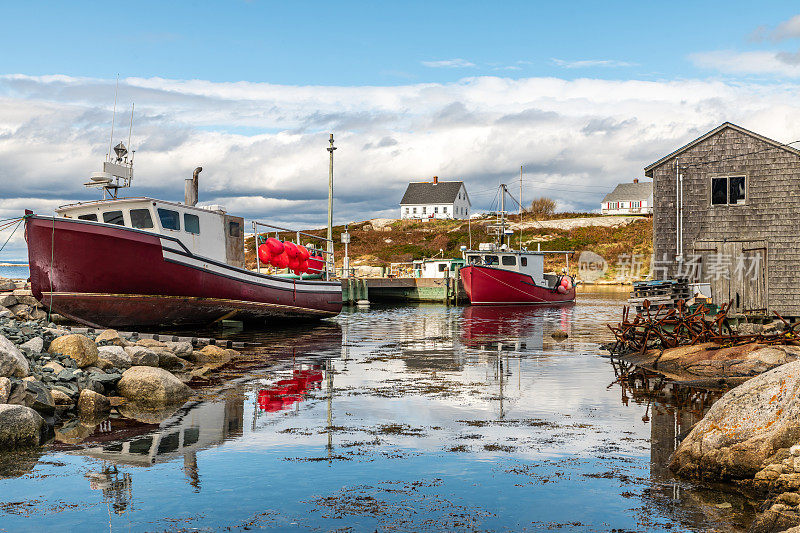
244 213 653 281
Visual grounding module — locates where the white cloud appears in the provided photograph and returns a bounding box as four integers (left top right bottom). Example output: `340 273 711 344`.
2 73 800 261
551 58 636 69
690 49 800 77
750 14 800 42
421 58 476 68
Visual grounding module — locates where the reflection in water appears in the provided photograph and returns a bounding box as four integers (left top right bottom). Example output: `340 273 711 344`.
0 290 758 532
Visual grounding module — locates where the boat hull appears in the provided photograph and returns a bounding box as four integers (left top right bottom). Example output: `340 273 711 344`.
25 215 342 327
460 265 576 305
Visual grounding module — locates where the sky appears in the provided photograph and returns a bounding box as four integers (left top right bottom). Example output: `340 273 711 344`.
3 1 800 258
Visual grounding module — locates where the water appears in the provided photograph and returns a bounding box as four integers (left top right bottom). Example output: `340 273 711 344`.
0 289 756 532
0 261 29 280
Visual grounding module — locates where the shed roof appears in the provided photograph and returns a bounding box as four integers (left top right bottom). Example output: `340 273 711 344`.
400 181 467 205
601 182 652 203
644 122 800 177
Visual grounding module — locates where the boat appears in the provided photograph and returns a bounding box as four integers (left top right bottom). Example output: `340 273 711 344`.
459 184 576 305
25 137 342 328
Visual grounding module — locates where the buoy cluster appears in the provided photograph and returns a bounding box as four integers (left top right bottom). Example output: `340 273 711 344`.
556 276 573 294
258 237 324 275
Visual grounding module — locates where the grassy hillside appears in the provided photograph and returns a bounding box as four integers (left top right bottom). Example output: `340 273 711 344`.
244 214 653 281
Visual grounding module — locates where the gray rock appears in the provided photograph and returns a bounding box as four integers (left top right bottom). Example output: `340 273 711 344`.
158 352 189 371
116 366 192 407
0 377 10 403
56 368 77 381
164 341 193 357
0 307 12 319
0 278 15 291
124 346 159 367
50 389 72 405
0 294 17 308
0 334 29 378
9 304 33 320
23 381 54 415
97 345 132 369
52 385 77 399
19 337 44 354
43 361 64 374
0 404 44 449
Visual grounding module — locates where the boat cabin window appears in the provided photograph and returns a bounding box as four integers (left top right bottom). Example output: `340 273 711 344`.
130 209 154 229
78 214 97 221
157 208 181 230
484 255 498 265
103 211 125 226
502 256 516 266
521 257 528 267
184 213 200 234
438 263 447 272
467 255 480 264
229 221 240 237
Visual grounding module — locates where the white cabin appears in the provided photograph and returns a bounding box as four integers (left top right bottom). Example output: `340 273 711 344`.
464 246 547 286
400 177 471 220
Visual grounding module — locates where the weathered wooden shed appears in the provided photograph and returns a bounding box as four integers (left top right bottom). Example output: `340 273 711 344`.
645 122 800 316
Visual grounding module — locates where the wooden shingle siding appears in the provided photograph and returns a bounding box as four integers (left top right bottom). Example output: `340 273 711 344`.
647 124 800 316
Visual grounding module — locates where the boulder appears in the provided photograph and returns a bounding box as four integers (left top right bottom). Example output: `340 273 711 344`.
23 381 54 415
164 341 193 357
19 337 43 354
136 338 167 348
0 405 44 449
190 344 236 365
0 293 16 307
0 377 10 403
48 334 98 368
9 304 33 320
12 290 40 307
0 334 30 378
0 307 12 319
116 366 192 407
50 389 73 405
95 329 128 347
43 361 65 374
0 278 15 291
671 360 800 480
77 389 110 420
97 345 132 369
124 346 159 367
157 352 189 371
54 419 94 444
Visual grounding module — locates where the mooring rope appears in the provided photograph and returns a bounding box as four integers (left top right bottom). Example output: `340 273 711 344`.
48 216 55 322
0 217 23 254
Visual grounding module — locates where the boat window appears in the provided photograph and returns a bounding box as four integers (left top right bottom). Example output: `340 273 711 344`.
521 257 528 267
130 209 154 229
102 211 125 226
502 256 516 266
229 221 240 237
78 214 97 221
184 213 200 234
467 255 480 264
438 263 447 272
157 208 181 230
184 427 200 446
484 255 498 265
157 432 180 454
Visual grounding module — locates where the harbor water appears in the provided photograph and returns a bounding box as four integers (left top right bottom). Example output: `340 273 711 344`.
0 289 756 531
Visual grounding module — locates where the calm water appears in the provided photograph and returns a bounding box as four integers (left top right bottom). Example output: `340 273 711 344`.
0 263 28 280
0 289 755 532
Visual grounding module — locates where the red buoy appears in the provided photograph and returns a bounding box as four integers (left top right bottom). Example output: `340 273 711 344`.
284 242 298 259
258 243 271 264
274 251 289 269
297 246 311 262
266 237 284 256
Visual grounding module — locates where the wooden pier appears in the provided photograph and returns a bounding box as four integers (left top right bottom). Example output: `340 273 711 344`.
340 276 467 304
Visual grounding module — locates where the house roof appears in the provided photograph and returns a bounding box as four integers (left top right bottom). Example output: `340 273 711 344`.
400 180 468 205
601 182 653 203
644 122 800 177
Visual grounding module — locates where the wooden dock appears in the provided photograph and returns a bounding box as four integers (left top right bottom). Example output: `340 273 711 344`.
340 277 467 304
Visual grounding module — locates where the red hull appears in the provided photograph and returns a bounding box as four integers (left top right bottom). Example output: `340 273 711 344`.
460 265 575 305
25 216 342 327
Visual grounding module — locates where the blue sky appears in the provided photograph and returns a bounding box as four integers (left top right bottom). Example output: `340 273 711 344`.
3 2 800 258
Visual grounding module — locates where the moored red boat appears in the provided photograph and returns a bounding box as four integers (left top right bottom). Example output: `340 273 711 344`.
25 141 342 328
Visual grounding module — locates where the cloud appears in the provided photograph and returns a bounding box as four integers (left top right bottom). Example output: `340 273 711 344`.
750 14 800 42
1 73 800 261
690 49 800 76
421 58 476 68
551 59 636 69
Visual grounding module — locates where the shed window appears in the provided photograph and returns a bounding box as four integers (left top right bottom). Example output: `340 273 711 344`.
184 214 200 234
712 176 746 205
157 208 181 230
103 211 125 226
130 209 154 229
502 256 516 266
229 221 240 237
78 214 97 221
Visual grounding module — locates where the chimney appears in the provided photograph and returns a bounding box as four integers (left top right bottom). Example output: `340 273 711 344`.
633 178 639 184
433 176 438 185
185 167 202 206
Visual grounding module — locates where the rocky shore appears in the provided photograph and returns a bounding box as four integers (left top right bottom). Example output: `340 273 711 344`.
0 279 239 450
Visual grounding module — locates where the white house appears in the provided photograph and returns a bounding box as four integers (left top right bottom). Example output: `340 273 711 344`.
600 179 653 215
400 176 471 220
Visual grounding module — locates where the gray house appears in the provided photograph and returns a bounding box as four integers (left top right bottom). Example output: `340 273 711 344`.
645 121 800 316
400 176 471 220
600 179 653 215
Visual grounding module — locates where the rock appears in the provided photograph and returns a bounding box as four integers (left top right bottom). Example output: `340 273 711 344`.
19 337 44 354
44 327 71 337
48 334 98 368
23 381 54 414
97 345 132 369
671 360 800 480
792 445 800 457
54 420 94 444
157 352 189 371
0 307 11 319
0 334 29 378
0 278 15 291
117 402 181 424
0 377 10 403
12 291 40 307
164 341 193 357
135 338 167 348
0 294 16 307
116 366 192 407
124 346 159 367
737 322 762 336
9 304 33 320
43 361 65 374
77 389 110 420
95 329 128 347
190 345 234 365
0 405 44 449
50 389 72 405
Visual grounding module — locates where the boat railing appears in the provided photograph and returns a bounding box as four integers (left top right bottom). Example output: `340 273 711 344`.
251 221 335 281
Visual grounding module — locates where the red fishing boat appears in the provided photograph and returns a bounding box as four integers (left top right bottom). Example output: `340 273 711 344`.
459 184 576 305
25 141 342 328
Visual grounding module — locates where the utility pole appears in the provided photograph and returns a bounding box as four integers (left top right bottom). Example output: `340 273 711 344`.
519 165 523 217
327 133 336 262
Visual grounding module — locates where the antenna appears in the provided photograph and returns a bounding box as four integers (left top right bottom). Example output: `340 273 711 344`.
107 75 119 162
126 103 134 161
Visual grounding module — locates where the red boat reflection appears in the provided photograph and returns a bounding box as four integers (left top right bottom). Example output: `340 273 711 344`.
461 304 573 352
257 366 324 413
